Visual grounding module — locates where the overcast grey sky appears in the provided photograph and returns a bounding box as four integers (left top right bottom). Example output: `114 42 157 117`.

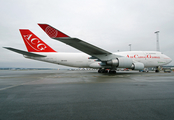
1 0 174 68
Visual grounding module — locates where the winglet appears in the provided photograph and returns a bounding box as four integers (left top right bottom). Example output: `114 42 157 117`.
38 24 70 38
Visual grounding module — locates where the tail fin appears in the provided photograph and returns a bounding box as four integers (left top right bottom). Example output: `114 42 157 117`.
19 29 56 52
38 24 69 38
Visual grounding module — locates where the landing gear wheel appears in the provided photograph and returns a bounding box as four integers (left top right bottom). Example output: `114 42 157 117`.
109 70 116 74
98 69 102 73
155 66 160 73
98 69 108 73
104 70 108 73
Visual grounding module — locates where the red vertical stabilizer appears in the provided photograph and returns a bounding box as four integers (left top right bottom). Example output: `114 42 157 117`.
19 29 56 52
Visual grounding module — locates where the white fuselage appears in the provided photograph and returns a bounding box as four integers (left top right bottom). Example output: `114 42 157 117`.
25 51 172 68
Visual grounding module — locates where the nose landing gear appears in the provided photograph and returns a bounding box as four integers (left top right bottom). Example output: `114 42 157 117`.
155 66 160 73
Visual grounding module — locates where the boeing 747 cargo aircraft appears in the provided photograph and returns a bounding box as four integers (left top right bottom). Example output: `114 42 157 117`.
4 24 172 73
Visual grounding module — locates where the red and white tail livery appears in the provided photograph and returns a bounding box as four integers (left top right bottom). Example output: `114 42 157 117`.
19 29 56 52
4 24 172 73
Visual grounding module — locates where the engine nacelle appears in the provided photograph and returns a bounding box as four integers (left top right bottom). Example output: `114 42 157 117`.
107 59 119 66
107 57 133 68
131 62 144 70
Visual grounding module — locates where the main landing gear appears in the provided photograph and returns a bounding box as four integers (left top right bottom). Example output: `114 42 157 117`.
98 68 116 74
155 66 160 73
98 68 108 73
109 70 116 74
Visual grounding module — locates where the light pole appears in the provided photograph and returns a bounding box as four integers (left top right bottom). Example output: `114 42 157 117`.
129 44 131 51
154 31 160 51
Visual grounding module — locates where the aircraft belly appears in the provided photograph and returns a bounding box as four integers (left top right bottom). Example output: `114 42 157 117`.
54 54 90 68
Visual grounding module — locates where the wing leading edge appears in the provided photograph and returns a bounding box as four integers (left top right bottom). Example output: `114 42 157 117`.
38 24 121 61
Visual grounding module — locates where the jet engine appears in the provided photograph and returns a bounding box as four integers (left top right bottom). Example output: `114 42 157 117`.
107 57 144 70
107 57 133 68
130 62 144 70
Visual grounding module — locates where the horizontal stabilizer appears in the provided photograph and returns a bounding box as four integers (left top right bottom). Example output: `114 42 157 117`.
4 47 46 57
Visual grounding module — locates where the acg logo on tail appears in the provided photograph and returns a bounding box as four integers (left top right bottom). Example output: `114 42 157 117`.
23 34 47 51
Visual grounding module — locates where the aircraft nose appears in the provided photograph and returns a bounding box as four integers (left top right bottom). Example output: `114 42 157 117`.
166 56 172 64
164 55 172 64
169 57 172 63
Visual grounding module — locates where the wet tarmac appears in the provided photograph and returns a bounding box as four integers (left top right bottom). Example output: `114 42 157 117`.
0 70 174 120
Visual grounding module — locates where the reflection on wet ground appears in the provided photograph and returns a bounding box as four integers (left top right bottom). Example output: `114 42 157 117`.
0 70 174 120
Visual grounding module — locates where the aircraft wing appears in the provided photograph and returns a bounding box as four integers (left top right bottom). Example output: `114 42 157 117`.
38 24 121 61
4 47 46 57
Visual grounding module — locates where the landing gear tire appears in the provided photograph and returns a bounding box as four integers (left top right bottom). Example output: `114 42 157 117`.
98 69 108 73
104 70 108 73
98 69 102 73
155 66 160 73
109 70 116 74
